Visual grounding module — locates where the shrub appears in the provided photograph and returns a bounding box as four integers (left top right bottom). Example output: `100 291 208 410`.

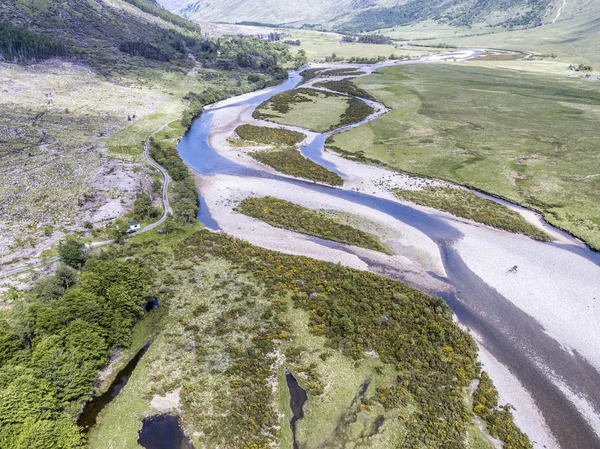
235 124 305 145
58 238 87 269
249 148 343 185
235 196 389 252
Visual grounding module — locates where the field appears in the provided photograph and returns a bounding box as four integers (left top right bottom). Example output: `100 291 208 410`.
328 63 600 249
235 196 390 253
255 88 352 132
82 222 504 449
255 88 374 132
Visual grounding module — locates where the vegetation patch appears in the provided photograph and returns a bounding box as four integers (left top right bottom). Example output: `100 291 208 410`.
0 22 68 63
176 230 482 448
473 372 533 449
0 255 153 447
392 187 551 240
235 124 305 145
254 88 374 132
314 78 376 101
235 196 389 253
330 64 600 249
249 147 344 185
300 67 362 83
149 135 198 225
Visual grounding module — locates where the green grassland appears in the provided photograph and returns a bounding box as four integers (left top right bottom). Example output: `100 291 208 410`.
392 187 550 241
235 124 306 145
328 64 600 249
254 88 374 132
249 147 344 185
235 196 390 253
255 88 352 132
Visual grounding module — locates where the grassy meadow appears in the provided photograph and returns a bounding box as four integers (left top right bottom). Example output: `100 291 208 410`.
329 63 600 249
255 88 374 132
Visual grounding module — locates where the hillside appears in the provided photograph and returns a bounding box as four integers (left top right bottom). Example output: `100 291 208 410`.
0 0 289 272
158 0 558 32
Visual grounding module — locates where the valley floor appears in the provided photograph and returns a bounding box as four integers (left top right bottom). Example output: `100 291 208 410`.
178 55 600 448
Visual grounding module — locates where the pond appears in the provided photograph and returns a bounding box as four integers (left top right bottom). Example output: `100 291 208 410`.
138 414 194 449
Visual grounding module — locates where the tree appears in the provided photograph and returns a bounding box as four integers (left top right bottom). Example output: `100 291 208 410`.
110 219 129 244
58 238 87 269
133 192 158 221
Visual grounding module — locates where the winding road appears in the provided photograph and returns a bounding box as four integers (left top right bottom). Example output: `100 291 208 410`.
0 122 175 280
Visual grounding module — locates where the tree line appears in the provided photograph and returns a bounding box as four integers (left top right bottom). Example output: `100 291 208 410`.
0 22 67 63
0 253 153 447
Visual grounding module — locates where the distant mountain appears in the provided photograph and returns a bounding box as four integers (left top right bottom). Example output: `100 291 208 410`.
157 0 556 32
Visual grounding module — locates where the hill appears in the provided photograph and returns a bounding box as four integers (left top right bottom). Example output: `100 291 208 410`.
158 0 558 32
0 0 290 271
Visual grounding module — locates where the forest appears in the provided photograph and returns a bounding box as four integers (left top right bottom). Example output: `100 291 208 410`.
0 255 152 448
0 22 67 63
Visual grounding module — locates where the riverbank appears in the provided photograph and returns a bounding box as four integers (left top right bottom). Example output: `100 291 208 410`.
179 54 600 448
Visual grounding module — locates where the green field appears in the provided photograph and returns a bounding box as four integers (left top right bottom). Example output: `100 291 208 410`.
254 88 374 132
328 64 600 249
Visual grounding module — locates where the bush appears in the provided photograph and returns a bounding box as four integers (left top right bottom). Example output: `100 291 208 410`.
249 148 343 186
392 187 551 241
58 238 87 269
235 196 389 252
235 124 305 145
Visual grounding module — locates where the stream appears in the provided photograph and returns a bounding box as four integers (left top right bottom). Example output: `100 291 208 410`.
177 55 600 448
77 340 153 431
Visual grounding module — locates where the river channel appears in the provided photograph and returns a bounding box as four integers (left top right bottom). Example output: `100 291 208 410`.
177 54 600 448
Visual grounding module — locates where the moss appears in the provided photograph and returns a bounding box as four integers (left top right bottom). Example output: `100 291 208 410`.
235 196 389 253
392 187 551 241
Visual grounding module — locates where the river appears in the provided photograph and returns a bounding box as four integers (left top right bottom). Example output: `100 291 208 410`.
178 52 600 448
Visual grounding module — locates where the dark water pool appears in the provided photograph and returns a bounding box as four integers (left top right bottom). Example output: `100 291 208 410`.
77 340 153 431
138 414 194 449
286 371 308 449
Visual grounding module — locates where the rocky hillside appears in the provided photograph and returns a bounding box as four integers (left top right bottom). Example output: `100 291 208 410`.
157 0 558 32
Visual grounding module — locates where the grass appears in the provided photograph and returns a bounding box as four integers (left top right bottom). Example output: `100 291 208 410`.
393 187 550 240
235 196 390 253
234 124 305 145
254 88 373 132
249 147 344 185
329 63 600 250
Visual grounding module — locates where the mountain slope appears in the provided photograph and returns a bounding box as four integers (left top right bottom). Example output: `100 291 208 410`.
158 0 556 31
